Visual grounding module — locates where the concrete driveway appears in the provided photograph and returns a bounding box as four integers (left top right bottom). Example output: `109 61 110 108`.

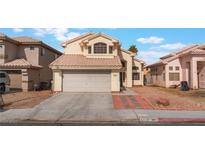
0 92 140 124
1 92 205 125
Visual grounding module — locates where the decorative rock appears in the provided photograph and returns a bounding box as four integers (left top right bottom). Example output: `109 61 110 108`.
156 98 170 106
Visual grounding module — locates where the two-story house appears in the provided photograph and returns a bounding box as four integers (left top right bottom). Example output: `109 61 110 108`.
0 32 62 91
50 32 144 92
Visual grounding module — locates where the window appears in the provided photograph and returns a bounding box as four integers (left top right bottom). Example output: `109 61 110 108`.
40 48 45 56
88 46 91 54
175 66 180 71
0 45 3 48
163 73 165 81
151 68 157 75
94 43 107 54
30 46 35 50
0 73 6 78
109 46 113 54
169 73 180 81
133 72 140 80
169 66 173 71
132 66 139 70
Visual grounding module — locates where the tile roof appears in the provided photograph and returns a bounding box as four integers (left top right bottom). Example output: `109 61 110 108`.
50 54 122 69
12 36 41 43
146 45 205 67
0 32 62 55
0 59 42 69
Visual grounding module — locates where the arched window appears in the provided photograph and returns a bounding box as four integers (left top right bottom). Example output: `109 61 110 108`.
94 43 107 54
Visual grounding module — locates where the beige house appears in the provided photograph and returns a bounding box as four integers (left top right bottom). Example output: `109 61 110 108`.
50 33 144 92
146 44 205 89
0 32 62 91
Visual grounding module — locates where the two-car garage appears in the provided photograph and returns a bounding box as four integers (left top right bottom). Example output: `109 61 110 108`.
62 70 111 92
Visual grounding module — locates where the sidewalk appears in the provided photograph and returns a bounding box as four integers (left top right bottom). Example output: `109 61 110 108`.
134 109 205 123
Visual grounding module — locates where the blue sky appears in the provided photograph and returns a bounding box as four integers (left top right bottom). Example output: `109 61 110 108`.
1 28 205 64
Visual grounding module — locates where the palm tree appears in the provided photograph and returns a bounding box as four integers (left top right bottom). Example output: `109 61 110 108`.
128 45 138 54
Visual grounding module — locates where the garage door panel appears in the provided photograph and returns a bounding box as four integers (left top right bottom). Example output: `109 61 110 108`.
63 70 111 92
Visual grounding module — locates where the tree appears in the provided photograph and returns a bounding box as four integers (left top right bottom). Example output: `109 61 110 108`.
128 45 138 54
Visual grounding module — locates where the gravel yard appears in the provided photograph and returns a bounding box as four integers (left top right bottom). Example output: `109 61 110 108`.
131 86 205 110
1 90 53 109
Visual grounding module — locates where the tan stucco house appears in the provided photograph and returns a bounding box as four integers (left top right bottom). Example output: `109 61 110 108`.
146 44 205 89
0 32 62 91
50 33 144 92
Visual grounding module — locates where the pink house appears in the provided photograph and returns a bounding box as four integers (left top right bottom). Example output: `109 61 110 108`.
146 45 205 89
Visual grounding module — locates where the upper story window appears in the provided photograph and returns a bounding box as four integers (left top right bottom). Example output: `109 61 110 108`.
132 66 139 70
88 46 92 54
175 66 180 71
30 46 35 50
94 43 107 54
169 66 173 71
40 48 45 56
109 46 113 54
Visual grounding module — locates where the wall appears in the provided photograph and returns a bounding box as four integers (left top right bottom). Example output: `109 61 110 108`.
4 40 18 63
121 51 133 87
53 70 62 91
150 65 166 87
166 58 182 87
133 60 144 86
64 35 92 54
111 71 120 91
39 47 60 82
17 45 39 66
22 69 40 91
0 40 5 64
85 36 118 57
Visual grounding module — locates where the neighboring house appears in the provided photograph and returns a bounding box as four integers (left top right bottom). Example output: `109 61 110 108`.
0 32 62 91
50 32 144 92
146 44 205 89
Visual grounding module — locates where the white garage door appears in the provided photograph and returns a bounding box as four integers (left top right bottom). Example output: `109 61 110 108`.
63 70 111 92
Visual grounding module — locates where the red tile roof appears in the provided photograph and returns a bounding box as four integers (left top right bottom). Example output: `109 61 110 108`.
50 54 122 69
0 59 42 69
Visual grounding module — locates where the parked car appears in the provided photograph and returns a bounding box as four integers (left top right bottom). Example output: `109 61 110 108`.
0 71 10 94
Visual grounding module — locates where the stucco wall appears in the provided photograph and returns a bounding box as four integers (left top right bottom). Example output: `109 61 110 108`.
121 51 133 87
17 45 39 66
22 69 40 91
166 58 182 87
150 65 166 87
64 35 118 58
53 70 62 91
0 40 5 64
133 60 144 86
64 35 92 54
39 47 60 82
111 71 120 91
4 40 18 63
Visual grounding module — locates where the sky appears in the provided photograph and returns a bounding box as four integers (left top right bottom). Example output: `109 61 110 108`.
1 28 205 64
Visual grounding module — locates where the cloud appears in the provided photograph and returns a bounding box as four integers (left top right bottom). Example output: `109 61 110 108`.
137 50 171 64
66 32 81 40
33 28 81 41
152 43 186 50
137 36 164 44
13 28 23 32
